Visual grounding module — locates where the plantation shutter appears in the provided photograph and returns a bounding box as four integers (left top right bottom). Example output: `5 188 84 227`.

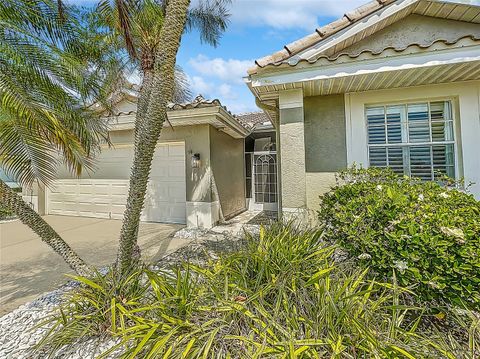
366 101 455 180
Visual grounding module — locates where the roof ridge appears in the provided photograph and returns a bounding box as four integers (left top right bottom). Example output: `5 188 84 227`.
249 0 398 74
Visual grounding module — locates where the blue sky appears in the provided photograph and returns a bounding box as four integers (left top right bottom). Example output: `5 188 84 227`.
69 0 368 113
177 0 367 114
69 0 479 114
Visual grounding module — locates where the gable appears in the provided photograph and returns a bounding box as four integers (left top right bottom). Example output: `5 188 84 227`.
340 14 480 56
250 0 480 74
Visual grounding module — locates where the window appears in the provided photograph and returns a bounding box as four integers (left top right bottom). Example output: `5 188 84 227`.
366 101 455 180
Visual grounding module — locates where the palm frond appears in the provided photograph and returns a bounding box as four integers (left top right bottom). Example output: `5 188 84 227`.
186 0 231 47
0 0 115 186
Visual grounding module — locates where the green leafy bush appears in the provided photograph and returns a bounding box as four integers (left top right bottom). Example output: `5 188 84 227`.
318 167 480 308
39 224 480 358
0 204 14 220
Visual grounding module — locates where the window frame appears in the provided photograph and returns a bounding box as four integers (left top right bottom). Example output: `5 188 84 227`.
364 98 459 180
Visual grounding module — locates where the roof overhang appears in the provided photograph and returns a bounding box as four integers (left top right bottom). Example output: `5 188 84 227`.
247 43 480 99
107 105 249 139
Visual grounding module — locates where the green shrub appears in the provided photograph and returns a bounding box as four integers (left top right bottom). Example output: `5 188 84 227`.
0 204 14 220
318 166 480 309
39 224 480 358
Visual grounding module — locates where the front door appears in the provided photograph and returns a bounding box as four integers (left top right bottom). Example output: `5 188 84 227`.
252 152 277 211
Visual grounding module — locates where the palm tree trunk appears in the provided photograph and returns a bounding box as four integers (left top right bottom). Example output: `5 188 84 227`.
117 0 191 274
0 180 91 276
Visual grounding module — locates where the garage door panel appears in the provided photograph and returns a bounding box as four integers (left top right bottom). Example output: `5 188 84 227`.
168 165 185 178
111 204 126 214
48 142 186 224
168 143 185 157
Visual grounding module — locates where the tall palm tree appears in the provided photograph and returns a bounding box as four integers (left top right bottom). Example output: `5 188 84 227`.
0 0 118 275
101 0 231 274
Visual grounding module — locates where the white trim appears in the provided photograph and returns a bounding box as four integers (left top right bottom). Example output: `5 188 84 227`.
252 46 480 88
278 89 304 109
107 106 249 139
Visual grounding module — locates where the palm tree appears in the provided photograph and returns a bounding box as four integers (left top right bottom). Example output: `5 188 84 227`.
97 0 231 274
0 0 118 275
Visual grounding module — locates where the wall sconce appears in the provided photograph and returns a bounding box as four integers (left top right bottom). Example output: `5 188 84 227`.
191 153 201 168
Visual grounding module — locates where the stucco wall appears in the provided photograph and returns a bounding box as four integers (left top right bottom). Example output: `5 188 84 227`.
302 94 347 214
304 94 347 172
209 126 246 219
56 124 213 203
279 106 307 208
344 14 480 55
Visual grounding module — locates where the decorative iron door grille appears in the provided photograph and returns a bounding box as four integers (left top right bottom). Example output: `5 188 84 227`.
254 153 277 204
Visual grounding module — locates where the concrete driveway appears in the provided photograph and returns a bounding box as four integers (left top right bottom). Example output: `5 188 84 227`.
0 215 185 315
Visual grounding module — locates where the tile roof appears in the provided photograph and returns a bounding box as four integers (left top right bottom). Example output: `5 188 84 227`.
109 94 235 117
249 0 397 74
253 35 480 70
235 112 271 130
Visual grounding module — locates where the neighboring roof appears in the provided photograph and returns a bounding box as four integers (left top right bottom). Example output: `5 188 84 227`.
248 0 480 74
101 92 252 138
103 93 236 118
168 95 228 111
235 112 271 130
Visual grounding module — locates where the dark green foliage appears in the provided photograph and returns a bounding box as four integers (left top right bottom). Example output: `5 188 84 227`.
318 167 480 309
39 224 480 358
0 187 20 219
0 204 14 219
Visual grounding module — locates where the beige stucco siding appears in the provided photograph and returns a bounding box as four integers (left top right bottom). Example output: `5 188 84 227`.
278 101 307 209
209 127 246 219
56 124 213 203
343 14 480 56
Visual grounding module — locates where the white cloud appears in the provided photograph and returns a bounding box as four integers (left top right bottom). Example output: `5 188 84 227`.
188 55 252 84
227 0 367 30
189 75 213 95
218 84 237 100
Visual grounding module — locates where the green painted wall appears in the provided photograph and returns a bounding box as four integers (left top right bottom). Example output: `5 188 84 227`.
304 94 347 172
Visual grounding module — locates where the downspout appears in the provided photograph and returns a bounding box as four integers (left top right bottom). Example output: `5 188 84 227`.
255 98 282 220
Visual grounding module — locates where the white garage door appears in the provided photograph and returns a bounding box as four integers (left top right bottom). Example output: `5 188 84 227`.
47 142 186 224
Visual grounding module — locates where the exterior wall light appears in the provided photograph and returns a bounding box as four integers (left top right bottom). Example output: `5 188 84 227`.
191 153 201 168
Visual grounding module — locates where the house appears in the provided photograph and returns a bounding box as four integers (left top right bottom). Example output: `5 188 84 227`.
245 0 480 221
25 93 251 229
22 0 479 228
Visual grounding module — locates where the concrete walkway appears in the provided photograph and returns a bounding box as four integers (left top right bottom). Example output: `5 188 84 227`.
0 215 185 315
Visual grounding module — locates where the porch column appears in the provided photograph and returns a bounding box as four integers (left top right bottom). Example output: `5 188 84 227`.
278 89 307 214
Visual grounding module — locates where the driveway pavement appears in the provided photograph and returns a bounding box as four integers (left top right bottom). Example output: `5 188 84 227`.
0 215 185 315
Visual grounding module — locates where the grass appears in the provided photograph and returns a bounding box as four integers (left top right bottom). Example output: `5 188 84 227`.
38 223 480 358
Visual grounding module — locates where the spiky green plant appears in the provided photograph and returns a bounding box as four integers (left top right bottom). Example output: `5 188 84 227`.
39 224 480 358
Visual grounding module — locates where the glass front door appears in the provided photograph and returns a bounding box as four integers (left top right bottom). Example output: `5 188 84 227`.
253 153 277 211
